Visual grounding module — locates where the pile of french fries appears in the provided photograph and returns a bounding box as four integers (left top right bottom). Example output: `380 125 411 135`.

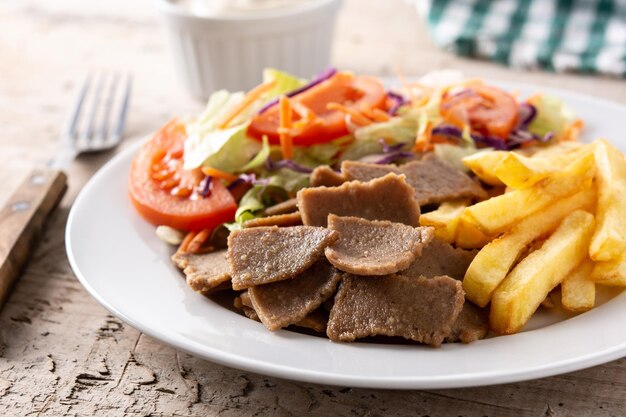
420 139 626 334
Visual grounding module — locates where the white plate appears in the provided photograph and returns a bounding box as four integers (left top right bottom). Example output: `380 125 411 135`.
67 81 626 389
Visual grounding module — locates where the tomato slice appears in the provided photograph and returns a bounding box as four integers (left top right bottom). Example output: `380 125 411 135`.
440 86 519 139
129 120 237 231
247 73 387 146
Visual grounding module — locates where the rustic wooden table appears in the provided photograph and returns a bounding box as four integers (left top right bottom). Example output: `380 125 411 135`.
1 0 626 415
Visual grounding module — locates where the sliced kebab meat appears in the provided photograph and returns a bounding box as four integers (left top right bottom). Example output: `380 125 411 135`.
444 302 489 344
398 239 487 343
248 260 342 331
400 239 478 281
327 274 465 347
325 215 434 275
341 155 487 205
243 211 303 228
297 173 421 227
264 198 299 216
171 249 231 295
310 165 347 187
228 225 338 290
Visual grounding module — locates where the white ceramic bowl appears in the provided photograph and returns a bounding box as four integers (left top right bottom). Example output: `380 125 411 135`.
156 0 343 100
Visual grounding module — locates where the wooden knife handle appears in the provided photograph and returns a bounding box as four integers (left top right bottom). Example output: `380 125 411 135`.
0 168 67 308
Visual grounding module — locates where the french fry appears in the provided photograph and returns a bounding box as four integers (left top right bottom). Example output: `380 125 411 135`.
495 153 554 189
589 140 626 261
528 141 585 158
463 187 596 307
455 212 496 249
591 252 626 286
464 153 595 235
462 151 507 186
490 210 595 334
540 295 556 310
419 200 468 243
495 144 592 189
561 259 595 313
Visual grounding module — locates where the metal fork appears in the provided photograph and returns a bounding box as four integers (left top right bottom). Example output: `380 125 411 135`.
0 72 132 309
51 73 132 169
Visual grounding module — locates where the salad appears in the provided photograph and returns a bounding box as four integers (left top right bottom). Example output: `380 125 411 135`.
128 68 583 247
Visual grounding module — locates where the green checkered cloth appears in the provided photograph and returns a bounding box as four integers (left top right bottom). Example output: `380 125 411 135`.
416 0 626 77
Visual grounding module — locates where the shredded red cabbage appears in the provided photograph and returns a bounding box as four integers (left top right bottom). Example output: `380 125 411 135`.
505 103 559 148
517 103 537 130
387 91 408 115
373 151 415 165
226 178 244 191
200 175 213 197
542 131 555 142
431 125 464 140
257 68 338 114
506 131 554 148
265 158 314 174
472 134 509 150
368 139 414 164
378 138 406 153
227 173 270 191
431 124 509 150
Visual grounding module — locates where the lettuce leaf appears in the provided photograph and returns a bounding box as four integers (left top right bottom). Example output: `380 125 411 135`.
266 168 310 193
341 116 418 161
183 124 262 172
183 88 250 170
292 136 351 167
434 143 481 173
240 136 270 171
183 70 305 171
188 90 245 134
225 184 289 231
263 68 306 98
528 95 576 138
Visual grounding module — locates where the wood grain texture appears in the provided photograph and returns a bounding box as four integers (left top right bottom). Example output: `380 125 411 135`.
0 168 66 308
0 0 625 416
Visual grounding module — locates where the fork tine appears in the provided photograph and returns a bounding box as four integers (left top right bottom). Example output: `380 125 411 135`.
96 73 120 142
62 74 91 142
110 74 132 144
81 72 106 143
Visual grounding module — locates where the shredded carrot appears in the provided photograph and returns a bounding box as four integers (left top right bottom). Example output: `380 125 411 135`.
395 65 423 105
218 80 277 129
327 102 372 126
410 91 431 108
187 228 212 254
292 101 316 119
178 231 197 253
359 105 373 118
559 119 584 142
371 108 391 122
201 166 239 182
359 105 391 123
278 95 294 159
292 101 318 130
413 121 433 152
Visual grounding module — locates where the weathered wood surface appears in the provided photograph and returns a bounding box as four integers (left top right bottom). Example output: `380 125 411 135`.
0 168 67 308
1 0 625 416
